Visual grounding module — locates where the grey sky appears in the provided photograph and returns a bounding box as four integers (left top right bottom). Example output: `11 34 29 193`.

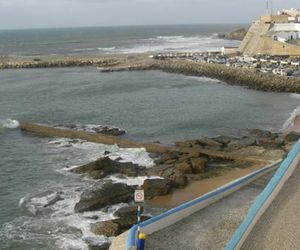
0 0 299 30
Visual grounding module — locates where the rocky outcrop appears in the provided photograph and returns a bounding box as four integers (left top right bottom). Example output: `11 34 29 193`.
224 28 248 41
142 179 178 199
285 131 300 142
85 238 111 250
145 129 294 194
90 220 120 237
90 205 151 237
74 181 133 213
71 157 142 179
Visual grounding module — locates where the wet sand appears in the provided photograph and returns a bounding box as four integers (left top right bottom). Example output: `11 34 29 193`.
149 164 270 208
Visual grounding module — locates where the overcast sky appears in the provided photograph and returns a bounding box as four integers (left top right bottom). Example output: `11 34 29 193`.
0 0 299 30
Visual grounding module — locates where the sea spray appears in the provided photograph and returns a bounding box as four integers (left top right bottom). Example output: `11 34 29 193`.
0 119 20 129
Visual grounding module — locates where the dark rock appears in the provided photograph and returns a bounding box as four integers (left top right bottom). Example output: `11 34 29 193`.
142 178 176 199
190 158 207 174
71 157 141 179
113 205 139 218
285 131 300 142
43 194 64 208
256 137 285 149
246 129 273 138
175 161 192 174
146 164 176 179
169 171 187 187
99 126 126 136
74 181 133 213
224 28 248 41
175 141 193 148
213 136 232 145
90 220 120 237
227 137 256 151
103 151 110 155
85 237 111 250
196 137 223 149
69 139 80 144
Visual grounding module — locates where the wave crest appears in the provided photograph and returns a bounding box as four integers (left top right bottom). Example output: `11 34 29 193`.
282 105 300 132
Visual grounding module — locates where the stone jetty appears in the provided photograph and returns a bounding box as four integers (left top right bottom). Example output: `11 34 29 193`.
2 54 300 93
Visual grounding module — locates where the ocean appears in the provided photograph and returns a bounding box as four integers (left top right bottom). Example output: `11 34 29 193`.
0 25 241 56
0 25 300 250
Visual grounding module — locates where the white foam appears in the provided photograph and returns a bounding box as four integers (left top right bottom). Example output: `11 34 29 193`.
281 104 300 132
97 46 116 51
46 138 154 168
0 119 20 129
290 93 300 99
187 76 221 83
109 175 162 186
100 35 240 54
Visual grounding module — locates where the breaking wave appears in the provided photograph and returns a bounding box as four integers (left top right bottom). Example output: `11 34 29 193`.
0 119 20 129
282 105 300 132
84 34 240 55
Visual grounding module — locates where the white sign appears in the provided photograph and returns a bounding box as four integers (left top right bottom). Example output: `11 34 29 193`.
134 190 144 203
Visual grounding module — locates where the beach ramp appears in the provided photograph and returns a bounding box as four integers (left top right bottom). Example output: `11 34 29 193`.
226 139 300 250
116 161 280 250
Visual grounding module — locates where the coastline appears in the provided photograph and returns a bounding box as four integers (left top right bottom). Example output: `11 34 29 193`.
3 51 300 249
2 53 300 93
149 163 272 208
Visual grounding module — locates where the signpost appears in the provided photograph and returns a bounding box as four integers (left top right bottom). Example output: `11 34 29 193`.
134 189 144 203
135 189 145 250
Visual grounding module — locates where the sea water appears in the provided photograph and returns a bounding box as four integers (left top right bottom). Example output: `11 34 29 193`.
0 68 299 249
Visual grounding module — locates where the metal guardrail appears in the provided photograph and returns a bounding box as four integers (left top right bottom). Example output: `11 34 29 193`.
126 160 281 250
226 140 300 250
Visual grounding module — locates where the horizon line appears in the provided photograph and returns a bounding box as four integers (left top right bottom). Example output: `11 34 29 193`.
0 22 249 32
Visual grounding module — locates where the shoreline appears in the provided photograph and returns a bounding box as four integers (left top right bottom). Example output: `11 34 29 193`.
149 163 272 208
2 53 300 93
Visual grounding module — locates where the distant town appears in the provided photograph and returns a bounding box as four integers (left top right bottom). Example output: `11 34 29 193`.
153 9 300 77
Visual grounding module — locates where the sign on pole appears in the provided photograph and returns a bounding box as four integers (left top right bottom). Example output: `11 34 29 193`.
134 189 144 203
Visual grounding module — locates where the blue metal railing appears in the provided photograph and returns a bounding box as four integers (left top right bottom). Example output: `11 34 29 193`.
226 139 300 250
126 161 280 250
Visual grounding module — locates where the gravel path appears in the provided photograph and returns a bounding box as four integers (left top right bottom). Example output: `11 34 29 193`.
242 164 300 250
145 174 273 250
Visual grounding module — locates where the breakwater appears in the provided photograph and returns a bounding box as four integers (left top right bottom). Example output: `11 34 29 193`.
20 121 171 153
151 59 300 93
3 54 300 93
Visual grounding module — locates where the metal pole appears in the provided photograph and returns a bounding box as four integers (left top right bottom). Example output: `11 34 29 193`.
137 204 141 237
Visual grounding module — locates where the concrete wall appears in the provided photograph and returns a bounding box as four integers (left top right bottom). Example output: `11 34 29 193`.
261 14 289 23
272 23 300 32
261 37 300 56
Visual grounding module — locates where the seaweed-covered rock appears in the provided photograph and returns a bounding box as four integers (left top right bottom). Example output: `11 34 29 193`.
142 178 177 199
75 181 133 213
71 157 141 179
190 158 207 174
285 131 300 142
90 220 120 237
